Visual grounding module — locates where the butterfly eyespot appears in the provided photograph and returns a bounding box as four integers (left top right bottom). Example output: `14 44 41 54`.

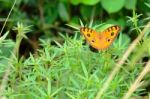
92 39 95 43
107 39 110 42
87 33 90 37
111 32 114 36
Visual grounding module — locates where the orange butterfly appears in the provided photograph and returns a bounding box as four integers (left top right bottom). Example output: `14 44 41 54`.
80 25 120 50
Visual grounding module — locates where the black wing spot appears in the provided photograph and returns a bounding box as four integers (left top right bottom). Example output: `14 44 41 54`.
111 26 113 30
87 33 90 37
90 29 93 33
83 27 86 31
114 26 118 30
107 39 110 42
111 32 114 36
91 39 95 43
108 28 111 32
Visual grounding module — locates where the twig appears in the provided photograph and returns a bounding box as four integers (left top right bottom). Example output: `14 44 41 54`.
123 60 150 99
38 0 44 28
0 0 16 36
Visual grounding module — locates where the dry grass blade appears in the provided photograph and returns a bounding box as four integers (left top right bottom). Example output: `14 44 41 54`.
95 21 150 99
0 0 16 36
123 60 150 99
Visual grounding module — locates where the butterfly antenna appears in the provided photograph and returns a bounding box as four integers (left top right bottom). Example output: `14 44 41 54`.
0 0 17 36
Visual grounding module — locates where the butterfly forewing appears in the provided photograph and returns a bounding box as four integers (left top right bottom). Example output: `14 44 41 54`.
98 25 120 49
80 27 98 43
104 25 120 39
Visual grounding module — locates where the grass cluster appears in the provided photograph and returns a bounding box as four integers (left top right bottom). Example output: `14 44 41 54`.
0 28 130 99
0 22 149 99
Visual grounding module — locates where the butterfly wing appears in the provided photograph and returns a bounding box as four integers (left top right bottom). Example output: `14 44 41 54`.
80 27 101 49
97 25 120 50
80 26 120 50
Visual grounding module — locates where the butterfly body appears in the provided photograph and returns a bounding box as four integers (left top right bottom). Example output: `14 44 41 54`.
80 25 120 50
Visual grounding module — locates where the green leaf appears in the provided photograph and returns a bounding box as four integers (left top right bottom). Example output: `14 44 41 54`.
0 39 15 58
58 3 69 21
70 0 100 5
44 4 58 24
69 16 80 26
70 0 81 5
81 0 100 5
96 24 115 32
0 31 9 44
101 0 125 13
106 18 126 28
125 0 137 10
80 5 93 20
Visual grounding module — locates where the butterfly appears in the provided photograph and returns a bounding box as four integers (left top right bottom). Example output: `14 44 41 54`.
80 25 120 50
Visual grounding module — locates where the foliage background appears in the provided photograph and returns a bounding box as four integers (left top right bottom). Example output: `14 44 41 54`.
0 0 150 99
